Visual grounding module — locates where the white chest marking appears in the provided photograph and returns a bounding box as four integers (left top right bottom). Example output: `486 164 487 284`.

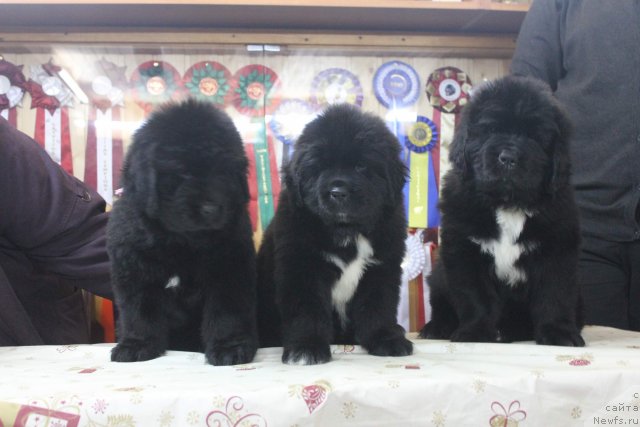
165 275 180 289
471 208 530 287
325 234 378 327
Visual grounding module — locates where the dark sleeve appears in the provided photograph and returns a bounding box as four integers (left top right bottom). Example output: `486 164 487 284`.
510 0 565 90
0 117 113 299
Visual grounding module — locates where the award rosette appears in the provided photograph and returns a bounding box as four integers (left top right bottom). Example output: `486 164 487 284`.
231 64 281 232
403 116 440 229
401 232 426 283
373 61 420 109
130 60 183 115
425 66 472 114
183 61 232 106
79 59 126 206
231 64 280 116
269 99 318 168
397 231 434 332
423 66 472 220
0 58 27 126
310 68 363 107
26 62 75 175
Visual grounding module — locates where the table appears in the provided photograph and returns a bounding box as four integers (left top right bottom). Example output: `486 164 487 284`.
1 326 639 426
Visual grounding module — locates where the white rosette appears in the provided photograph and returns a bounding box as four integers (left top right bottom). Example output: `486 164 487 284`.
0 74 24 108
92 74 125 107
30 64 74 108
401 233 426 283
397 232 427 332
0 74 24 120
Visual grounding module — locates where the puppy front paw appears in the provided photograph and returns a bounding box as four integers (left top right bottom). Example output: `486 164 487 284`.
367 334 413 357
282 343 331 365
450 323 499 343
536 325 585 347
419 320 455 340
111 339 165 362
205 339 258 366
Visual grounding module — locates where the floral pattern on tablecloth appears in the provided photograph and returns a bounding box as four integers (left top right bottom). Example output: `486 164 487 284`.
0 326 639 426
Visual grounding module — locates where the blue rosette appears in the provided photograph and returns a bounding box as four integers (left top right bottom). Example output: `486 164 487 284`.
405 116 438 153
373 61 420 109
269 99 317 146
269 99 318 164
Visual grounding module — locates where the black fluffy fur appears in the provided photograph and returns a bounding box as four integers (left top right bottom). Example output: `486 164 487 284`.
108 99 258 365
419 76 585 347
257 104 413 364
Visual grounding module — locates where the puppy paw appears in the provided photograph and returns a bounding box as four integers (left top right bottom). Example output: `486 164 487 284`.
367 335 413 357
205 339 258 366
450 324 499 343
536 325 585 347
419 321 454 340
282 343 331 365
111 340 165 362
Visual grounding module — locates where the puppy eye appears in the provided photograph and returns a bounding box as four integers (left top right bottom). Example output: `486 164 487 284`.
355 163 367 173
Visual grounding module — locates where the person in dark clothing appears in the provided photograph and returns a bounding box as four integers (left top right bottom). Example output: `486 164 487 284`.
0 116 113 345
510 0 640 331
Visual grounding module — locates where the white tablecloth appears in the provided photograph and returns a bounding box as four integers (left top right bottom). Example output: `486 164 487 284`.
1 326 639 427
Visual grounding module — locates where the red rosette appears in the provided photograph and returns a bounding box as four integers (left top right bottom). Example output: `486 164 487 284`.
129 60 184 114
0 58 27 110
183 61 233 107
425 66 472 114
230 64 280 117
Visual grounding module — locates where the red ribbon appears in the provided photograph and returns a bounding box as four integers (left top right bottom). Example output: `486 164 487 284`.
266 132 281 211
245 144 259 231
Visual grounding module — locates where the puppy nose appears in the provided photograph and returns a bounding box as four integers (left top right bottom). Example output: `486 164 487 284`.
200 203 222 217
498 150 517 169
329 186 349 202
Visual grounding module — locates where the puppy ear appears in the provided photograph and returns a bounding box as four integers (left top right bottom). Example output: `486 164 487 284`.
547 106 573 196
123 138 159 217
282 154 305 207
385 149 409 208
237 156 250 203
144 167 159 216
449 115 470 177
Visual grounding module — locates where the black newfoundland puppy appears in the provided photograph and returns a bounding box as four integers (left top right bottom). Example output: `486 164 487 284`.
257 104 413 364
419 76 584 346
108 99 258 365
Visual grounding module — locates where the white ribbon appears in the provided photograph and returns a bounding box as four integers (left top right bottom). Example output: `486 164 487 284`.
44 108 62 165
95 108 114 205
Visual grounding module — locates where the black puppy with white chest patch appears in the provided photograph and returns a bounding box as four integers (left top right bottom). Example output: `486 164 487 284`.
257 104 413 364
420 76 585 346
